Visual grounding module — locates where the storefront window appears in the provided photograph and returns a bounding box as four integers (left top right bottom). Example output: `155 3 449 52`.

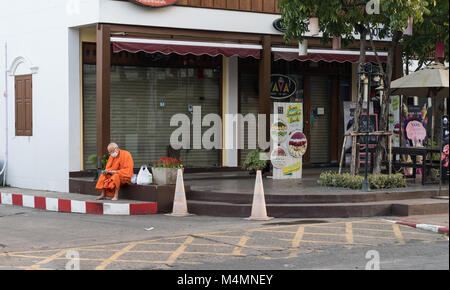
83 52 221 169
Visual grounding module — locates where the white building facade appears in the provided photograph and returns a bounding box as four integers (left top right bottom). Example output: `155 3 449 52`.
0 0 396 192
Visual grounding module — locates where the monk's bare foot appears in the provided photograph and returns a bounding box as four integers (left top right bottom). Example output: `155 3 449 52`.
112 196 119 201
96 195 106 200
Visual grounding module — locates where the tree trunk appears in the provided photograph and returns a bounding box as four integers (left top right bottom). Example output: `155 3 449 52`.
350 28 367 175
373 31 403 174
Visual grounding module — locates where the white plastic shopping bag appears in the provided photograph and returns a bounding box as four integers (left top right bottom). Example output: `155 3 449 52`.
136 165 152 185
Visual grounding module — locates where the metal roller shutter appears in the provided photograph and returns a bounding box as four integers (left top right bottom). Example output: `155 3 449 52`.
310 76 330 163
83 64 221 169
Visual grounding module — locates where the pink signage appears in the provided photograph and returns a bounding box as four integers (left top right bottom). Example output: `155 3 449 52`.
406 120 427 144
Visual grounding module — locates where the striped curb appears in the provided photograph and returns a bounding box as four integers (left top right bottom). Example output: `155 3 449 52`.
0 192 157 216
383 219 449 234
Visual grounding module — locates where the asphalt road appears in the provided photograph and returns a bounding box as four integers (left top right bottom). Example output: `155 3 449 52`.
0 204 448 270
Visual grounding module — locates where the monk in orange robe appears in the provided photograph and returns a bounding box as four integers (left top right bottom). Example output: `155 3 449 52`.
95 143 134 201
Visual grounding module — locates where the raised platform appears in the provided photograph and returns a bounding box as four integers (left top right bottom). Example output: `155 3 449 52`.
183 170 449 218
69 177 190 214
67 168 449 218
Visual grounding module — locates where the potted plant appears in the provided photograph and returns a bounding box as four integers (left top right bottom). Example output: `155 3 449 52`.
242 150 268 175
151 156 183 185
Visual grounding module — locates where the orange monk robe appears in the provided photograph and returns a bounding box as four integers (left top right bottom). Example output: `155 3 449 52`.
95 150 134 197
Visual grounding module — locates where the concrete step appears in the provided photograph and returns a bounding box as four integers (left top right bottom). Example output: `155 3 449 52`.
391 199 449 216
187 188 448 204
187 198 449 218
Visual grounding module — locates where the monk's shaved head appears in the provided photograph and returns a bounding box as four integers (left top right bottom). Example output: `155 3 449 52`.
107 143 119 153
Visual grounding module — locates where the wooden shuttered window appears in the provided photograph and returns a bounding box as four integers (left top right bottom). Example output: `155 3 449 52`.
15 75 33 136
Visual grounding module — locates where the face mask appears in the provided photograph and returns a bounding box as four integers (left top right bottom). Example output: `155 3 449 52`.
111 151 119 158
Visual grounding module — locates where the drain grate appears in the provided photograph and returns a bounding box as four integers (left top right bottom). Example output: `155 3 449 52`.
263 220 328 226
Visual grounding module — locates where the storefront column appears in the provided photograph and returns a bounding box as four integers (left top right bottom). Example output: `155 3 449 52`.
222 56 239 167
259 35 271 140
96 24 111 161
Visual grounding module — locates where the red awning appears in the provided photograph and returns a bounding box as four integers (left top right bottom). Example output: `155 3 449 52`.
273 48 388 63
112 37 262 59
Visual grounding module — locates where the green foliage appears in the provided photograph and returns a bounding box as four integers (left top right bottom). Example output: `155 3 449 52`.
402 0 449 64
318 171 407 189
87 154 109 170
242 150 268 172
278 0 429 45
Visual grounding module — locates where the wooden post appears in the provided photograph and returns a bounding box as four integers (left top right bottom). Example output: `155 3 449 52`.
339 135 347 174
389 135 392 175
96 24 111 162
351 135 358 174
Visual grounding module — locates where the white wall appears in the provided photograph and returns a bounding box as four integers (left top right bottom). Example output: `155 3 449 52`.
0 0 286 192
0 0 97 192
97 0 282 35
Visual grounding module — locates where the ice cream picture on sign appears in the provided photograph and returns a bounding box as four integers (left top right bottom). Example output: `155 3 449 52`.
270 147 287 169
288 131 307 158
271 120 288 143
406 120 427 146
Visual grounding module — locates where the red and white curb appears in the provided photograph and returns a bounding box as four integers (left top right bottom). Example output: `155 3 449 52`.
383 219 449 234
0 192 157 215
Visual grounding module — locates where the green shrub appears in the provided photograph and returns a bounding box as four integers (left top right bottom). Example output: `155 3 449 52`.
318 171 406 189
242 150 268 172
87 154 109 170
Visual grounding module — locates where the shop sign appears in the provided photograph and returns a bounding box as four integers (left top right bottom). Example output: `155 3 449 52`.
286 104 302 128
406 120 427 145
128 0 178 7
271 74 297 100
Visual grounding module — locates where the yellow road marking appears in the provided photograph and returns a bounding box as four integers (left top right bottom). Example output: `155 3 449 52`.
288 226 305 258
392 224 405 245
25 249 70 270
165 236 195 266
232 236 250 256
346 222 354 244
279 238 375 246
95 242 138 270
2 219 445 270
184 251 246 256
251 229 297 234
196 235 243 239
190 243 233 247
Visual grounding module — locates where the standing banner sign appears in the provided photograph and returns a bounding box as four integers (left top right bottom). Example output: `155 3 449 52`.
271 102 305 180
389 96 401 147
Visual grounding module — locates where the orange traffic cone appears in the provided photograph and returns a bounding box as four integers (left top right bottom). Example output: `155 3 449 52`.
166 169 192 217
246 170 273 221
